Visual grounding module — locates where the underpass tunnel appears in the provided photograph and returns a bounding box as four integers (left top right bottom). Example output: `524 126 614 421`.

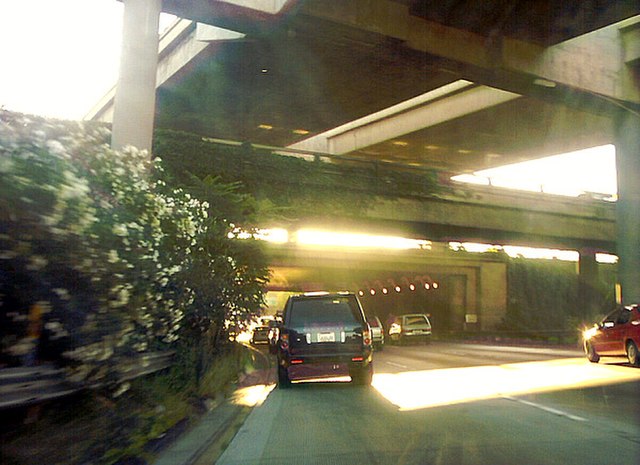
265 254 496 335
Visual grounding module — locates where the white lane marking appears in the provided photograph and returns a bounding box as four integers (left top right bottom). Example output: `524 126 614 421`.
385 361 409 369
503 396 587 422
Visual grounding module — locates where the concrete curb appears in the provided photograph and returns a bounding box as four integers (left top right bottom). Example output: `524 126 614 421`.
153 402 244 465
152 346 274 465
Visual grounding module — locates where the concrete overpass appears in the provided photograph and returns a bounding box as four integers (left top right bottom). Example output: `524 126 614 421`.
318 183 617 253
95 0 639 303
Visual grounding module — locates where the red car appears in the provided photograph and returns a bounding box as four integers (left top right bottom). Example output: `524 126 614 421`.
583 304 640 365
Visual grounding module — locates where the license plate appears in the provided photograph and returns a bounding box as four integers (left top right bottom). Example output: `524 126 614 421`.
317 332 335 343
411 330 424 335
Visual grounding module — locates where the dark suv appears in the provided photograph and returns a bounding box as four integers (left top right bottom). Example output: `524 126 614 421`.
275 292 373 388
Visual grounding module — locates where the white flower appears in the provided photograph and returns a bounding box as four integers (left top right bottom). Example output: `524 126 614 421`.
107 249 119 263
46 140 67 158
0 157 14 173
0 250 18 260
112 224 128 237
53 288 70 300
27 255 48 270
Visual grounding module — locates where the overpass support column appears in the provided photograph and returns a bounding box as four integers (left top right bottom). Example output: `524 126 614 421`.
615 110 640 304
578 249 599 319
111 0 161 152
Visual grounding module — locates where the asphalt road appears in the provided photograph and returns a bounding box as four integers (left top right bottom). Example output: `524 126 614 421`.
215 342 640 465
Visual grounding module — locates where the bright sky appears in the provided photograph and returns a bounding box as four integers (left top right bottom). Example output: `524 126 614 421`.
0 1 618 197
0 1 122 119
452 145 617 197
0 0 174 120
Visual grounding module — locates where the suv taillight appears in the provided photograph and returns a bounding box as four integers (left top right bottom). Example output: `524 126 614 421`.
280 332 289 350
363 327 372 346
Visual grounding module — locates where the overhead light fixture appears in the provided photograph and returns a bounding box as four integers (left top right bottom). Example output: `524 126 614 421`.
457 149 471 154
392 141 409 147
293 129 309 135
425 145 439 150
258 124 273 130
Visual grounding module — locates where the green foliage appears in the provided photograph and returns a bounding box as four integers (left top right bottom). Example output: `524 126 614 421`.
504 258 578 332
153 129 442 225
0 112 268 386
89 344 253 464
0 345 255 465
501 257 615 338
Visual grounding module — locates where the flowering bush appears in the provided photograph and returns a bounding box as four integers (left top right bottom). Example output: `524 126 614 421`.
0 111 268 383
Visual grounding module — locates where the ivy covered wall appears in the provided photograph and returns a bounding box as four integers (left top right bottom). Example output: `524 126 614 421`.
501 257 616 340
153 129 442 225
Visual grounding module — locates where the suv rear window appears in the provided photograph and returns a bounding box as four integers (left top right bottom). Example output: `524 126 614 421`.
288 296 360 329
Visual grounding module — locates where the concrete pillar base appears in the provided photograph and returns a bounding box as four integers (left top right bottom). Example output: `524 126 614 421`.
615 110 640 304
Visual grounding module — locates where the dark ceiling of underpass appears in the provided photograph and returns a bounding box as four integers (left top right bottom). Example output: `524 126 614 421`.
157 0 638 175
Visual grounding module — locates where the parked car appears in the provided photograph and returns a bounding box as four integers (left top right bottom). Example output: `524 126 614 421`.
367 316 384 350
388 314 432 345
583 304 640 365
251 326 271 345
275 292 373 388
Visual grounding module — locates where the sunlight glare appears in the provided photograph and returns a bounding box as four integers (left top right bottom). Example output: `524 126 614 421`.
295 229 431 250
595 253 618 264
254 228 289 243
372 358 640 411
231 384 275 407
449 242 579 261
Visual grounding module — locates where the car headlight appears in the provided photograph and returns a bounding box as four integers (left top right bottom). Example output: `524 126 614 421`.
583 326 598 341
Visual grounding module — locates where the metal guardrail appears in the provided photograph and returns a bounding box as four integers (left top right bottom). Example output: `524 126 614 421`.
116 351 175 382
0 351 174 410
0 365 80 410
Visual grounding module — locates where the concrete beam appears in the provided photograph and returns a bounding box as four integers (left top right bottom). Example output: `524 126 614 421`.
362 195 616 252
161 0 299 34
288 185 617 253
615 110 640 304
578 249 601 319
88 19 244 122
506 16 640 105
111 0 162 151
216 0 291 14
300 0 640 105
621 18 640 64
289 81 520 154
